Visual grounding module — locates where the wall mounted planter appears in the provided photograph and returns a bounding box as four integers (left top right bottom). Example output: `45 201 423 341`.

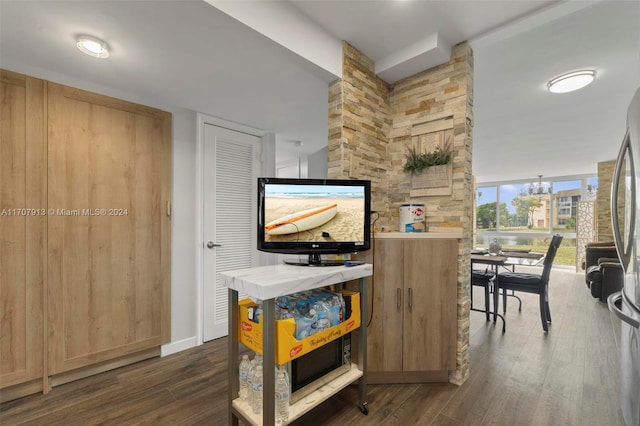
410 163 452 196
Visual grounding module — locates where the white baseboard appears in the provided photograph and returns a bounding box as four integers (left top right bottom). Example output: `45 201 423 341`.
161 336 199 357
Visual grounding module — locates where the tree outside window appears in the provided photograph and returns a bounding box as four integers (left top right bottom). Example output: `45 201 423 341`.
511 195 543 229
476 202 508 229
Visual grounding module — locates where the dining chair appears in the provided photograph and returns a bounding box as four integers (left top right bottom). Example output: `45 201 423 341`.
471 267 495 321
495 234 563 332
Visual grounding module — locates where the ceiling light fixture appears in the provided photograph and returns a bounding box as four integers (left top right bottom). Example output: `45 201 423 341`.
76 35 110 59
528 175 553 199
547 70 596 93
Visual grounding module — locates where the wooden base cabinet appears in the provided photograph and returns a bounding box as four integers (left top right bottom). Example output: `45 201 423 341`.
0 70 171 401
361 236 458 383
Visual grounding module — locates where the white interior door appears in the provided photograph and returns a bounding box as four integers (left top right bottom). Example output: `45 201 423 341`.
203 124 262 342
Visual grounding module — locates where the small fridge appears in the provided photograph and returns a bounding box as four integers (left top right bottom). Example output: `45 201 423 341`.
608 86 640 426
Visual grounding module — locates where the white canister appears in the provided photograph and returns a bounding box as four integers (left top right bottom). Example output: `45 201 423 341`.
399 203 426 232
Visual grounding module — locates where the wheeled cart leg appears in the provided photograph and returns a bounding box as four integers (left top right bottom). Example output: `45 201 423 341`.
357 276 369 415
228 289 240 426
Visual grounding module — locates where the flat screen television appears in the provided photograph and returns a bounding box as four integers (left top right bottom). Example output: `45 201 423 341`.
257 177 371 266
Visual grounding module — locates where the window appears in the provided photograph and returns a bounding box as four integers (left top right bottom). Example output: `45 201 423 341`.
475 175 598 266
499 181 549 232
476 186 498 231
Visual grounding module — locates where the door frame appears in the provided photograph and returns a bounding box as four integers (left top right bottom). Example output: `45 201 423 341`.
195 113 275 345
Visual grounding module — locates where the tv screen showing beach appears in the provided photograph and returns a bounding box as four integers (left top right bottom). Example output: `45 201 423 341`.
263 184 366 243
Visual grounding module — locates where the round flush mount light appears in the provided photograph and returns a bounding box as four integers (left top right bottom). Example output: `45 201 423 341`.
76 35 110 59
547 70 596 93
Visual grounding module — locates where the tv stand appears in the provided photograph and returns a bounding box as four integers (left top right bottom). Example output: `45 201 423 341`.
283 253 345 267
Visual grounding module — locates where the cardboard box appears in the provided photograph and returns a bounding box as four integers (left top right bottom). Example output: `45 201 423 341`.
238 290 360 365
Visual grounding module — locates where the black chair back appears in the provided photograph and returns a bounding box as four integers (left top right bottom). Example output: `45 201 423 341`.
540 234 563 283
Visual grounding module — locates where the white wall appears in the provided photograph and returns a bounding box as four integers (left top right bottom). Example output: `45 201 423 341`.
308 147 328 179
1 63 200 354
169 109 199 348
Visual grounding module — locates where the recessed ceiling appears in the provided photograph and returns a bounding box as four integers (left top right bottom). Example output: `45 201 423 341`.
1 0 638 183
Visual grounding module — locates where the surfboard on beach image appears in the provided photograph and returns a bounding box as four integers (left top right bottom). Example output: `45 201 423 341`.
263 185 365 243
265 204 338 235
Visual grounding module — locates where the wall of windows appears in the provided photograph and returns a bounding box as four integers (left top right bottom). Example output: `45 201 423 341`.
475 175 598 266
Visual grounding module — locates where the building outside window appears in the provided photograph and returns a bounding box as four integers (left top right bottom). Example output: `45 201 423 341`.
554 191 581 229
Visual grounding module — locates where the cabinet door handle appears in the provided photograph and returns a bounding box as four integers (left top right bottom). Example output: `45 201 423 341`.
408 288 413 309
396 288 401 311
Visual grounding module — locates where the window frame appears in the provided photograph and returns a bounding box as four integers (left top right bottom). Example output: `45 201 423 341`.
476 174 597 238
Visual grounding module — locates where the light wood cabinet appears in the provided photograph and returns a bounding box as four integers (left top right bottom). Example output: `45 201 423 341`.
47 82 171 376
0 70 46 394
0 70 171 400
357 236 457 383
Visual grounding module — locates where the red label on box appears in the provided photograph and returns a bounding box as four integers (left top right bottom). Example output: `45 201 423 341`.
290 345 303 358
346 320 355 331
241 321 253 332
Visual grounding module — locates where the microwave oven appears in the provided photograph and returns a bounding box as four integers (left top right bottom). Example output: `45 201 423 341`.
285 332 352 403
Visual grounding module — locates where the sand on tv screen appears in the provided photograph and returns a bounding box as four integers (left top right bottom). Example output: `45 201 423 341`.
263 184 365 243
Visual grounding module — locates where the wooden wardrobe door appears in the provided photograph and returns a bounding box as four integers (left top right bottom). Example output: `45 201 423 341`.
0 70 46 390
47 83 171 375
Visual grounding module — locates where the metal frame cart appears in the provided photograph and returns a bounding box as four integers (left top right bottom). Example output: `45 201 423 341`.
221 263 372 425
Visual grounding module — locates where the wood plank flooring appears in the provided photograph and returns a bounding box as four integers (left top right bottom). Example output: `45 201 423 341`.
0 267 625 425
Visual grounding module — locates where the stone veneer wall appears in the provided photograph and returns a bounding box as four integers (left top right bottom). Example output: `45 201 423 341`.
327 42 390 214
597 159 624 243
328 41 473 384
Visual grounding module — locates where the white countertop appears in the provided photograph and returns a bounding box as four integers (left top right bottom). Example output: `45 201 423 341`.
220 263 373 301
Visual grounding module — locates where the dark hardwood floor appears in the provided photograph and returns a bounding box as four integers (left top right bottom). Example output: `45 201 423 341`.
1 267 624 425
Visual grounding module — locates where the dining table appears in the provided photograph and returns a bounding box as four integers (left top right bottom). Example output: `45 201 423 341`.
470 250 545 332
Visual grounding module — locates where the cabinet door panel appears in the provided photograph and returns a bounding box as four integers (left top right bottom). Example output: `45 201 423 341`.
403 239 457 371
0 71 46 388
47 83 171 374
368 239 404 372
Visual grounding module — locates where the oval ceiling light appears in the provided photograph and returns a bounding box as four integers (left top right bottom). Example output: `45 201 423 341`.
547 70 596 93
76 35 110 59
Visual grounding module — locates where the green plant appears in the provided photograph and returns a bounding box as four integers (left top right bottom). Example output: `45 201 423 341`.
403 142 452 174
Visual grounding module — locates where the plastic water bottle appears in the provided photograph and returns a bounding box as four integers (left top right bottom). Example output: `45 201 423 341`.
247 358 257 407
315 309 331 332
311 298 331 333
275 371 290 423
277 364 290 388
251 365 264 415
238 354 251 400
295 299 311 317
297 308 317 338
278 307 293 320
254 302 263 323
254 353 263 369
330 294 345 324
